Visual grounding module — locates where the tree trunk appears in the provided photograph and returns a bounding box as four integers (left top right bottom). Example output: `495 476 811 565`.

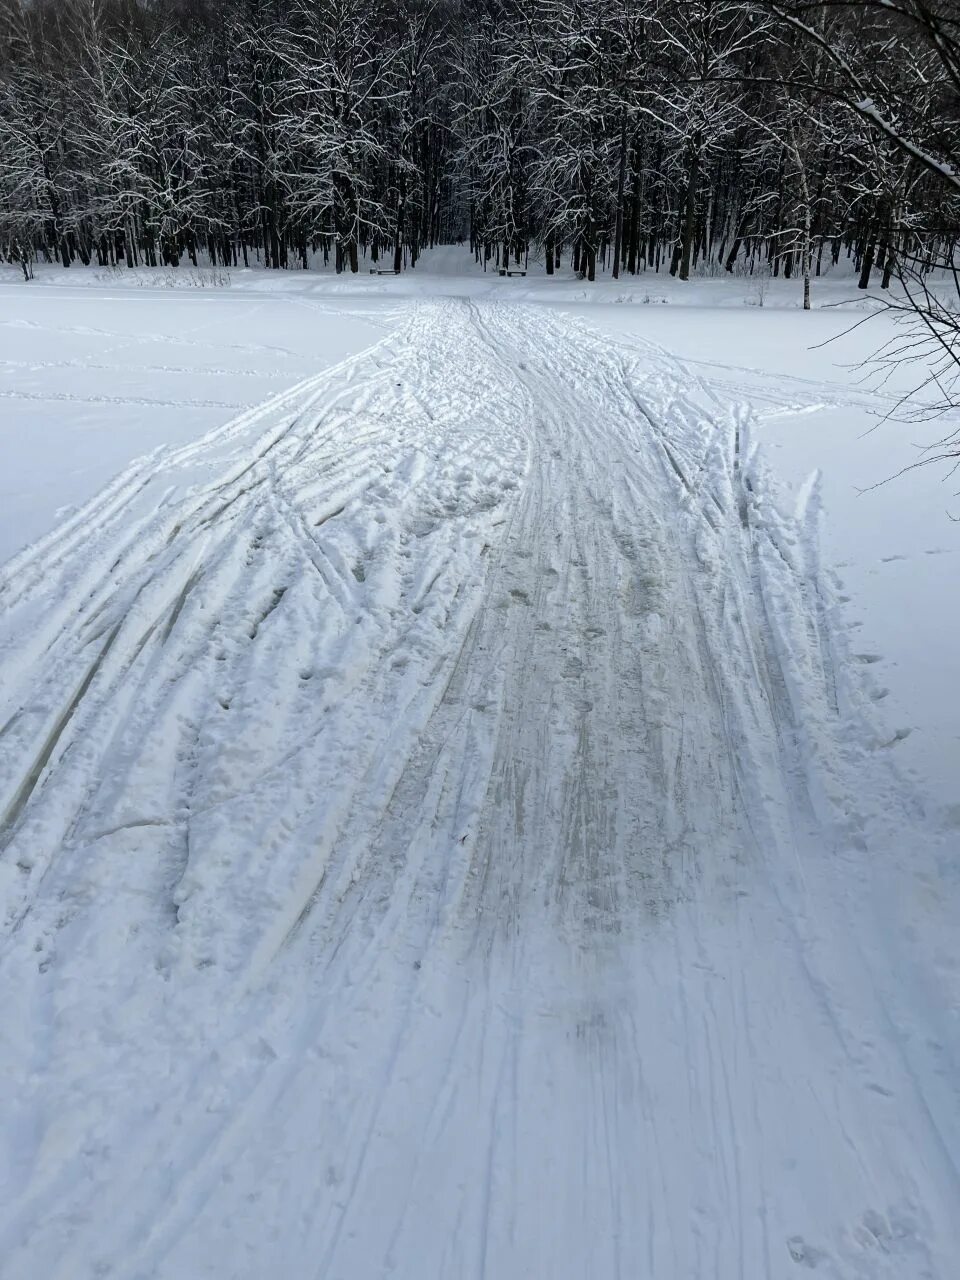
725 235 742 273
858 230 876 290
612 114 628 282
878 212 894 289
393 168 406 272
679 137 701 282
802 203 812 310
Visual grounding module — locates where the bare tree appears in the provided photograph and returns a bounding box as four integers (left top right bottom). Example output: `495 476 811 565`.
0 0 955 326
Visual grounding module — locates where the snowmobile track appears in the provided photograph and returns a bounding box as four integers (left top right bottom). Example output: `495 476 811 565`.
0 300 957 1280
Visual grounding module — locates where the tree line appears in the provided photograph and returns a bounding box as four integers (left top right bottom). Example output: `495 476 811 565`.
0 0 957 302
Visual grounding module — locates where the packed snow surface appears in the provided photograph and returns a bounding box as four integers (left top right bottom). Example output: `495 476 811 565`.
0 263 958 1279
0 275 392 563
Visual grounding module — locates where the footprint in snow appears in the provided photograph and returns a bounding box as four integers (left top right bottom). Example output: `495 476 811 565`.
786 1236 826 1269
866 1081 895 1097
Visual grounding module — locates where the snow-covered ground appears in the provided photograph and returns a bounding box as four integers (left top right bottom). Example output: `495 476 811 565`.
0 273 395 562
0 254 958 1279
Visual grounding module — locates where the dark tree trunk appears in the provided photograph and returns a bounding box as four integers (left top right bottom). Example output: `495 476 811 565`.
858 231 876 289
679 137 701 282
612 114 628 281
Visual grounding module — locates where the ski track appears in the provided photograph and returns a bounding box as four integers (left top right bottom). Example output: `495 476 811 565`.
0 300 957 1280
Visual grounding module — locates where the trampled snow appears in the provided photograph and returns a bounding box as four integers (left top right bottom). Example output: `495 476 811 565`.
0 255 958 1279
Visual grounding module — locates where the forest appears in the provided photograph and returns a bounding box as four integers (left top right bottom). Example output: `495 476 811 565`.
0 0 958 301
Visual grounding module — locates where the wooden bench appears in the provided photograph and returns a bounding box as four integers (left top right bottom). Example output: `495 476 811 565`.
370 268 400 275
498 268 527 277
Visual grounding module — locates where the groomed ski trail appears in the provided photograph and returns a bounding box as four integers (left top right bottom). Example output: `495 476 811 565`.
0 301 957 1280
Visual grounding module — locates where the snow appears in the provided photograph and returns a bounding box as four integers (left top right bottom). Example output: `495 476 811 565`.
565 290 960 823
0 275 394 563
0 254 958 1279
853 97 959 187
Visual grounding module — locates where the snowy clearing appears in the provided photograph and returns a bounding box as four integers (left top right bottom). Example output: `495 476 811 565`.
0 276 394 563
1 263 959 1279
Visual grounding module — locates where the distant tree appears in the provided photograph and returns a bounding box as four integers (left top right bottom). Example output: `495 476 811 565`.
759 1 960 447
0 0 955 322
